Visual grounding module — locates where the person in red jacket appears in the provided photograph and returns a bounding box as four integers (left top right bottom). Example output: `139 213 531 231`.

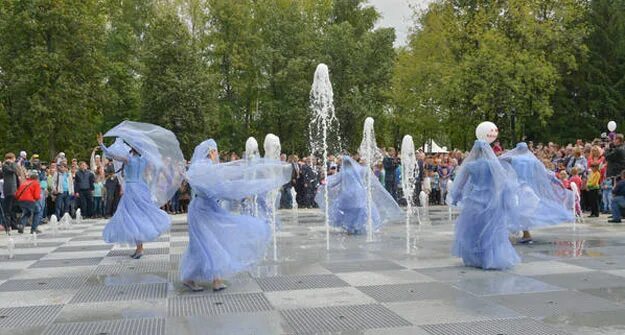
15 170 42 234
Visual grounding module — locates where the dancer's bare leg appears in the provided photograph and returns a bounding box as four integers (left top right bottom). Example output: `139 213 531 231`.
131 242 144 259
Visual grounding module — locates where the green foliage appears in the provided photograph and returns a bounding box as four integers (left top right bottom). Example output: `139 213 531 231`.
0 0 623 159
393 0 589 150
0 0 108 159
140 7 212 157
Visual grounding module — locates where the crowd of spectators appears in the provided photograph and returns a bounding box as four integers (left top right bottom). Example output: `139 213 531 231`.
3 131 625 234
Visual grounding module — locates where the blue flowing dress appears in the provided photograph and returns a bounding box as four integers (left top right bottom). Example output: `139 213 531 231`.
180 190 271 282
316 156 400 235
451 141 522 270
180 140 291 282
500 143 574 230
101 145 171 244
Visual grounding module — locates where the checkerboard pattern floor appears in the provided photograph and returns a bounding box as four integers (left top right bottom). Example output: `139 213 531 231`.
1 207 625 334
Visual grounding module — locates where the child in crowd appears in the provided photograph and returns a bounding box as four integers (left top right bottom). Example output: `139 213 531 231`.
601 174 613 214
586 163 601 217
569 168 583 192
93 171 104 218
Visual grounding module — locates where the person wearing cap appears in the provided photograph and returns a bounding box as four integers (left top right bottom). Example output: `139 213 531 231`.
15 170 42 234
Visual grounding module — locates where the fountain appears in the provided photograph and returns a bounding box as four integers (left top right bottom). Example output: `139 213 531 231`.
358 117 383 242
49 214 58 236
76 208 82 225
61 213 72 230
245 137 260 160
7 235 15 259
264 133 281 261
309 63 341 251
419 190 428 224
245 136 260 217
401 135 418 254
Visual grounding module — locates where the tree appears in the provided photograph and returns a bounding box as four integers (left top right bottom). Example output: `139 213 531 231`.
100 0 153 131
548 0 625 143
393 0 588 150
0 0 108 159
140 8 213 157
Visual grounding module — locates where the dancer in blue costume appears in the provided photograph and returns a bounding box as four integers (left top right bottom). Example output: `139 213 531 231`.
180 139 292 292
450 140 537 270
97 121 185 259
499 142 575 244
316 156 402 235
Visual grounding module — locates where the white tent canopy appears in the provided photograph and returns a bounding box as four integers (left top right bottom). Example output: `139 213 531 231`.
421 139 448 153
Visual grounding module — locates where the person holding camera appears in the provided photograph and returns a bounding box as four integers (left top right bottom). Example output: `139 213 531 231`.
606 134 625 182
383 148 400 200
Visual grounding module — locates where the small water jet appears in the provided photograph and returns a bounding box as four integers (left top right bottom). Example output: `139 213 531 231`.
7 236 15 259
49 215 58 236
245 137 260 217
61 213 72 230
76 209 82 225
419 191 428 224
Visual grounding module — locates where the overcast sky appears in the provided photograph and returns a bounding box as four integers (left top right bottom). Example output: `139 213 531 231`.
369 0 432 46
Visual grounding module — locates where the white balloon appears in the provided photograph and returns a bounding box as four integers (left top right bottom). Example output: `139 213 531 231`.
608 121 617 132
475 121 499 144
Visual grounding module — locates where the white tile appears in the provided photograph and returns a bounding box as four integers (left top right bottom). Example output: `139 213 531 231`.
337 270 435 286
510 261 595 276
265 287 376 310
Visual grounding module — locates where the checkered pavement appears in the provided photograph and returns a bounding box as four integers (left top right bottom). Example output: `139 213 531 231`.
1 208 625 334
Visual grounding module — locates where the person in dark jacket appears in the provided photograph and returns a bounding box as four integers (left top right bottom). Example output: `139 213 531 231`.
383 148 399 200
2 153 20 230
104 172 121 218
74 161 95 218
609 170 625 223
606 134 625 180
414 152 425 206
296 157 319 208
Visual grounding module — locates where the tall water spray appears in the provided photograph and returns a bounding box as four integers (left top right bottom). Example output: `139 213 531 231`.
358 117 383 242
245 137 260 217
264 133 281 261
309 64 341 251
401 135 418 254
